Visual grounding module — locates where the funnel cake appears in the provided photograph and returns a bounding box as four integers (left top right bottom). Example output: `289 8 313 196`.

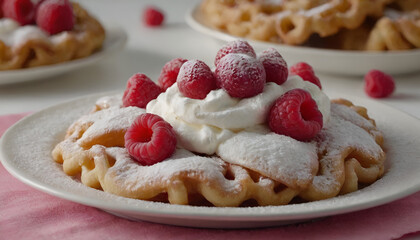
52 83 385 207
52 40 386 206
366 9 420 51
274 0 392 45
200 0 392 44
200 0 420 51
0 3 105 70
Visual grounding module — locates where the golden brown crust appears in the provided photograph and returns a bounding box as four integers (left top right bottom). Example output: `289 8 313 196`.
366 10 420 51
200 0 393 45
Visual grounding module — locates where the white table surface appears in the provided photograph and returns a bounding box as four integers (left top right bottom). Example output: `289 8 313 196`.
0 0 419 120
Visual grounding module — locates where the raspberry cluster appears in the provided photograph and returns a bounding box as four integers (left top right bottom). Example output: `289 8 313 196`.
122 40 329 166
122 40 397 166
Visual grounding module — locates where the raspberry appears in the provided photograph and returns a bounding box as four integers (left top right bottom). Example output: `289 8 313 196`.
215 53 266 98
177 60 218 99
258 48 288 85
157 58 188 91
122 73 162 108
125 113 177 166
0 0 3 18
143 6 164 27
214 40 256 67
364 70 395 98
2 0 36 25
268 89 323 141
289 62 322 89
36 0 74 35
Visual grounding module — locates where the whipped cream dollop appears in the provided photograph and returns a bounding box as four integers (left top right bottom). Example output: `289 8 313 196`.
147 76 330 154
0 18 68 47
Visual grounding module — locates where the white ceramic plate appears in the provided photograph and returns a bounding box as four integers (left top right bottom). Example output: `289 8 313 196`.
0 25 127 85
1 92 420 229
186 6 420 76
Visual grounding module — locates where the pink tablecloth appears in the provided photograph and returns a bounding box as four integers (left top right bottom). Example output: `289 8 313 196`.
1 113 420 240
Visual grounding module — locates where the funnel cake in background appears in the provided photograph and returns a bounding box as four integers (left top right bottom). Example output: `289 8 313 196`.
0 0 105 70
366 9 420 51
200 0 420 51
329 8 420 51
52 40 386 207
394 0 420 11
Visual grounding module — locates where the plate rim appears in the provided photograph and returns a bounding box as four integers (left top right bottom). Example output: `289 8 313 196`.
0 24 128 85
1 92 420 223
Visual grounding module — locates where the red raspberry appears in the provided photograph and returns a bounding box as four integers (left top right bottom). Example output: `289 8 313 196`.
364 70 395 98
143 6 164 27
289 62 322 89
122 73 162 108
2 0 36 25
258 48 288 85
0 0 4 18
177 60 218 99
36 0 74 35
214 40 256 67
215 53 266 98
268 89 323 141
125 113 177 166
157 58 188 91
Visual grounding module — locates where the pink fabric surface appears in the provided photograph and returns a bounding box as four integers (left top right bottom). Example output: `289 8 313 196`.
1 113 420 240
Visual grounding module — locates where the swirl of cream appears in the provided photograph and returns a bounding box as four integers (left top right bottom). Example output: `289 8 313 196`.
147 75 330 154
0 18 70 47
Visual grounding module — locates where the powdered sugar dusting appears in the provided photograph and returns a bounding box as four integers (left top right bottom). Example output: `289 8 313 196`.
257 49 287 68
214 40 256 66
318 105 383 161
217 130 318 189
178 60 208 80
310 103 385 193
331 103 377 134
301 2 334 17
74 106 145 146
95 95 123 109
103 147 241 193
217 53 265 80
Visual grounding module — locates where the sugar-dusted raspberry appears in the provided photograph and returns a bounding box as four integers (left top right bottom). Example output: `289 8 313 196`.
214 40 256 67
289 62 322 89
122 73 162 108
177 60 218 99
258 48 288 85
157 58 188 91
268 88 323 141
125 113 177 166
36 0 74 35
143 6 164 27
215 53 266 98
364 70 395 98
2 0 37 25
